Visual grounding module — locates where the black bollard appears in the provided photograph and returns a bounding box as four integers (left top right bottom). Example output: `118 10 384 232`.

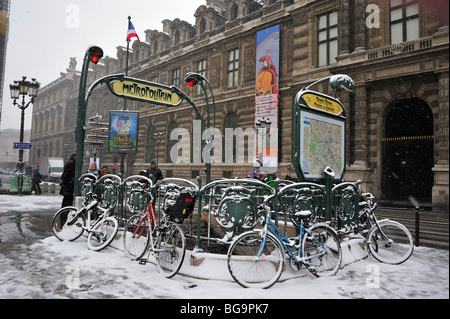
415 205 420 247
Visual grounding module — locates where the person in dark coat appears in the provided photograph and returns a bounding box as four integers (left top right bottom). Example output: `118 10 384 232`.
31 168 42 195
146 159 163 183
60 153 76 207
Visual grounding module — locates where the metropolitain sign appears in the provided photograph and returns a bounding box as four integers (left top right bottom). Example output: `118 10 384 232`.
111 79 182 107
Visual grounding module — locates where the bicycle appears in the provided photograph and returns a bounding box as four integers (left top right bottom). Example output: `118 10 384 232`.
227 198 342 289
51 194 119 252
122 184 196 278
359 192 414 264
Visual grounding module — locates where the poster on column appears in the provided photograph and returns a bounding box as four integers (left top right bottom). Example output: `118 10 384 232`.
254 24 279 171
109 111 139 153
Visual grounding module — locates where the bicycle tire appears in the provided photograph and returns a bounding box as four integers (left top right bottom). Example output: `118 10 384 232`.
227 230 284 289
154 223 186 278
367 220 413 264
123 214 151 260
87 217 119 251
52 206 85 242
302 223 342 277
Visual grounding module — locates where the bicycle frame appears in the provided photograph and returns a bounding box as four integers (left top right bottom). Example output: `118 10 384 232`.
133 201 158 250
360 193 394 245
66 200 110 234
259 215 327 263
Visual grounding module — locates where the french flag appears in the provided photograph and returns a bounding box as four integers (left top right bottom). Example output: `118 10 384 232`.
127 21 140 43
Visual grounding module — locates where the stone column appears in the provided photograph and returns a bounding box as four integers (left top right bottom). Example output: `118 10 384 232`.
432 71 449 209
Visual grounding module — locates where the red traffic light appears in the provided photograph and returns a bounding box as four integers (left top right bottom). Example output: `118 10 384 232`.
186 79 198 87
91 55 101 64
88 46 104 65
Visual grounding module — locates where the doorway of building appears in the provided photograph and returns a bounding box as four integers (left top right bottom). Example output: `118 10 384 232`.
381 97 434 202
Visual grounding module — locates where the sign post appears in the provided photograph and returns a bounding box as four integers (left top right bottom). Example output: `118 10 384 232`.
292 74 355 223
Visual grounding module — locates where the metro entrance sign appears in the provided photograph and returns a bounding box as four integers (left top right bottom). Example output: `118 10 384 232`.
111 79 182 107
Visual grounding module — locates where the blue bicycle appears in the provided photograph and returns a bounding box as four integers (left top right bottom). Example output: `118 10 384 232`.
227 199 342 289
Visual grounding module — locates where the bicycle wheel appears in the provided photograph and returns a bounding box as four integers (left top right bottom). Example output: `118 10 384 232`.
87 217 119 251
367 220 413 264
52 207 85 242
302 223 342 277
123 214 151 260
227 231 284 289
154 223 186 278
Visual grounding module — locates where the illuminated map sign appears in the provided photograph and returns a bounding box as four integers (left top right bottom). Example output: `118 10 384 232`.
293 89 346 181
299 110 345 179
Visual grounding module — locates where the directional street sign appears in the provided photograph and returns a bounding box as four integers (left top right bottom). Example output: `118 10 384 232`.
88 121 109 127
90 128 108 134
84 141 104 147
89 115 103 122
13 142 32 150
87 134 109 141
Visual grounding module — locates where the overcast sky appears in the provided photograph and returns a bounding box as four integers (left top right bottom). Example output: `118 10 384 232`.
1 0 206 130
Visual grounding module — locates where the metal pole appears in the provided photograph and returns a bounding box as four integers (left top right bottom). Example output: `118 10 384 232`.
74 50 93 197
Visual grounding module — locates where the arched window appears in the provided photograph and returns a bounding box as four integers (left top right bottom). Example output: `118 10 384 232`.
200 18 207 34
231 4 239 21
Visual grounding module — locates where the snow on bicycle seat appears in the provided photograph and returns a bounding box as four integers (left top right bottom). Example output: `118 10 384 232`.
294 210 312 219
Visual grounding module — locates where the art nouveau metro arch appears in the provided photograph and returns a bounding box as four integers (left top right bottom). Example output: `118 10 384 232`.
381 97 434 202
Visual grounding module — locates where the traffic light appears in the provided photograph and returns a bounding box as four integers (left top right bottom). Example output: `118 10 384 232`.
88 46 104 64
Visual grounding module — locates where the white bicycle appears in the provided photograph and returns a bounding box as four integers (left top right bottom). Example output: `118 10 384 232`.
51 194 119 251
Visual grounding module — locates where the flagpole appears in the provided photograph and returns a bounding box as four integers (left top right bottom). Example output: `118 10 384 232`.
120 16 132 177
126 16 131 77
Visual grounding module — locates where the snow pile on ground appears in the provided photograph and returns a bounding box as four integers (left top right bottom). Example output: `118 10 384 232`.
0 234 447 299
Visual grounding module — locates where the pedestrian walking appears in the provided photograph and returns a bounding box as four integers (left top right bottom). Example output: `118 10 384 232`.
146 159 163 183
101 165 111 176
31 168 42 195
60 153 76 207
88 161 102 177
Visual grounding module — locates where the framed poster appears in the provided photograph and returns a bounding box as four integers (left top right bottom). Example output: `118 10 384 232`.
109 111 139 153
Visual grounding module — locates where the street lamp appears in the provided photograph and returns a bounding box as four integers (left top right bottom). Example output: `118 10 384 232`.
154 132 164 165
184 72 216 183
255 117 272 167
74 45 104 198
10 76 40 173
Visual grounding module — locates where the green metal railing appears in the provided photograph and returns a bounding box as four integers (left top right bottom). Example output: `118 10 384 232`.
77 174 362 252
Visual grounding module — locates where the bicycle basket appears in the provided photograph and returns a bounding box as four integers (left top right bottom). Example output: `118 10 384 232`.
164 190 197 219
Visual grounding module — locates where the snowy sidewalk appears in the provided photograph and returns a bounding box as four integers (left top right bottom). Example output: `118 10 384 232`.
0 194 448 299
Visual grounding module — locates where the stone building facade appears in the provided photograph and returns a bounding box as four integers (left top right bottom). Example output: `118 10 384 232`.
30 0 449 209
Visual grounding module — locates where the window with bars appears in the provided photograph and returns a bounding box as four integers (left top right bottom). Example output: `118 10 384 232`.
227 48 239 89
390 0 419 44
172 68 180 87
317 11 338 67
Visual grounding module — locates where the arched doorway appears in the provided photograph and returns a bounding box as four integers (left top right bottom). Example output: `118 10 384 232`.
381 97 434 202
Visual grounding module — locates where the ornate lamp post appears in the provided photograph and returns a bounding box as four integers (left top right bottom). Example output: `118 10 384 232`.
184 72 216 183
10 76 40 173
74 45 103 197
154 132 164 165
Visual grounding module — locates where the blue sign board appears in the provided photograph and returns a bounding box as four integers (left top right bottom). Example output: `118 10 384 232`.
13 142 32 150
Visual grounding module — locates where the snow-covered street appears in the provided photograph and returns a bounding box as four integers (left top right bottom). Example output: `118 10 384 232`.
0 194 448 301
